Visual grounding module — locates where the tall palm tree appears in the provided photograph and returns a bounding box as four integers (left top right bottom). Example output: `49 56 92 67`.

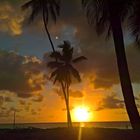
22 0 60 52
82 0 140 129
48 41 86 127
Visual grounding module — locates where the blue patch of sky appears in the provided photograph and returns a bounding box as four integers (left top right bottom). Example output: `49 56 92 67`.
0 25 78 59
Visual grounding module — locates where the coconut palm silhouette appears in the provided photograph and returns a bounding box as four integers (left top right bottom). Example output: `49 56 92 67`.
48 41 86 127
82 0 140 129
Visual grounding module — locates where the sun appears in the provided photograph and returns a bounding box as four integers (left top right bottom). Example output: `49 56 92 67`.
73 106 90 122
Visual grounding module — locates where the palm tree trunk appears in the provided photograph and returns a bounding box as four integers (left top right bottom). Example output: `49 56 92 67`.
66 84 72 127
42 9 56 53
110 15 140 130
61 82 72 128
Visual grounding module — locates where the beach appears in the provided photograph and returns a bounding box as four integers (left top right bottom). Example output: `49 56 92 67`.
0 127 140 140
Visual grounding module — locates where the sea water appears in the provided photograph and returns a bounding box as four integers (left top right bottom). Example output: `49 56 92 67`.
0 122 132 129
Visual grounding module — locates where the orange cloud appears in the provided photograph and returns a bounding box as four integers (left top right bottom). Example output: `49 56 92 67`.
0 2 24 35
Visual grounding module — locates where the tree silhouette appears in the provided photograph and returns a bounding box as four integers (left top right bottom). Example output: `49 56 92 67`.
22 0 60 53
48 41 86 127
82 0 140 129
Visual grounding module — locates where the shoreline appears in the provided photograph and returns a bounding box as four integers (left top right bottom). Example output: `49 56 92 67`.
0 127 139 140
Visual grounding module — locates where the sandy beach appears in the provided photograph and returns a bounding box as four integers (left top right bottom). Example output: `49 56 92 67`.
0 127 140 140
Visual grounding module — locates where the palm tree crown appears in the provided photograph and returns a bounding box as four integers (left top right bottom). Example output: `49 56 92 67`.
82 0 140 41
82 0 140 129
22 0 60 24
48 41 87 86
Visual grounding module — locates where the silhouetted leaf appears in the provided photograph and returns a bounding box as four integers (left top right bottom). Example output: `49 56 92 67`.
48 61 63 69
69 65 81 82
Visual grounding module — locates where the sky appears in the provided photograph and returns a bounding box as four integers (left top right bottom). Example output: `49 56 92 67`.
1 0 140 123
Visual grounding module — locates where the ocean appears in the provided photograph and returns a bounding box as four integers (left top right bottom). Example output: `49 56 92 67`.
0 122 132 129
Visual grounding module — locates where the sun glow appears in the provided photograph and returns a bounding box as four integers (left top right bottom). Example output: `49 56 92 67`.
73 106 90 122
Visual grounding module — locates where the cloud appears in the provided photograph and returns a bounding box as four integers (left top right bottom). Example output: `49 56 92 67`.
54 87 83 99
0 106 21 118
0 50 46 98
4 97 13 102
0 2 24 36
0 110 10 118
135 96 140 101
24 102 32 112
69 90 84 98
32 95 44 102
0 96 4 106
96 94 124 111
19 100 26 105
31 109 37 115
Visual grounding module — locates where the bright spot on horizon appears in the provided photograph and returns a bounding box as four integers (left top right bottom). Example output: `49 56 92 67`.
73 106 90 122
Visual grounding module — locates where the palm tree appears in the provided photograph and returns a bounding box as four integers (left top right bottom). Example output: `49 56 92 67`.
47 41 86 127
82 0 140 129
22 0 60 53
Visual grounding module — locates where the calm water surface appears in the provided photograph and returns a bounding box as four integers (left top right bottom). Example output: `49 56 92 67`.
0 122 132 129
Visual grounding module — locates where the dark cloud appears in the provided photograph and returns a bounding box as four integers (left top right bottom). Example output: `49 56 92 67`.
0 50 46 98
96 94 124 111
0 0 22 4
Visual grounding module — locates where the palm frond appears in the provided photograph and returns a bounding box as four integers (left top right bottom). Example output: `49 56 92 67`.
22 0 60 24
72 56 87 63
53 0 61 16
82 0 133 36
49 5 57 22
50 51 63 60
22 0 42 23
53 74 59 84
129 0 140 44
22 0 33 10
48 61 63 69
50 69 58 79
69 65 81 82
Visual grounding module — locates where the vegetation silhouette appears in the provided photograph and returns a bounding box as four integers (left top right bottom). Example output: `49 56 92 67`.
82 0 140 129
22 0 60 53
48 41 86 128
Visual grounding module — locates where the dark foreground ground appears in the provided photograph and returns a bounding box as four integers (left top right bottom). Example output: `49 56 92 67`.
0 127 140 140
